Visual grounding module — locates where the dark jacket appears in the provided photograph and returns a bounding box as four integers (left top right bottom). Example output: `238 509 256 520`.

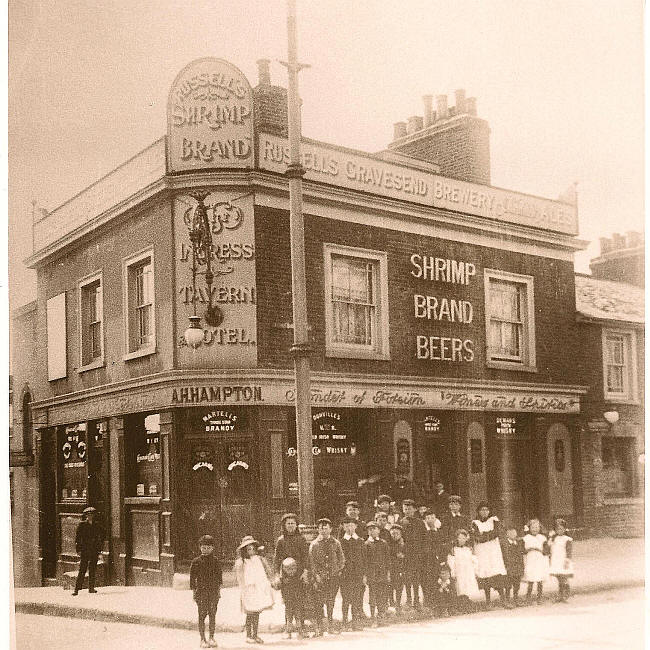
190 553 223 597
440 512 472 545
280 572 304 610
500 537 525 577
424 527 443 577
364 537 390 583
378 527 392 544
274 532 310 575
431 491 449 518
388 537 406 576
75 519 104 555
309 535 345 582
400 514 428 564
337 518 367 540
339 535 366 582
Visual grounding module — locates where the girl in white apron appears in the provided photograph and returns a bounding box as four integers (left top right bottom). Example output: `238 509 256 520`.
472 503 508 609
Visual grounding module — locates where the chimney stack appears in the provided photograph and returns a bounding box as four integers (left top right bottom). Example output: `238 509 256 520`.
436 94 448 120
626 231 642 248
423 95 434 127
257 58 271 86
407 115 423 134
393 121 407 139
611 233 625 250
455 89 467 114
599 237 611 255
465 97 477 116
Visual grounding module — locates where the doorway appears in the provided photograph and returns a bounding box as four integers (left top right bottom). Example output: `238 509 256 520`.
39 429 57 582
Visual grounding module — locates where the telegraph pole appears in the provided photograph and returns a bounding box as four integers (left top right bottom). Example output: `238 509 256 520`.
284 0 315 526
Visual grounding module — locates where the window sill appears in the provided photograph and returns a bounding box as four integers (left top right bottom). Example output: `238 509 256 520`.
487 360 537 373
603 396 640 406
603 496 643 505
78 358 105 374
123 346 156 362
326 346 390 361
124 496 162 506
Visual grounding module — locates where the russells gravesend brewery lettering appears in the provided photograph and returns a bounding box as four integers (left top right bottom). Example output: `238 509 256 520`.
410 253 477 362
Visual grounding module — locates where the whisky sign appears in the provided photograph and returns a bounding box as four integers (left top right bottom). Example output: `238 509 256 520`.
167 58 254 172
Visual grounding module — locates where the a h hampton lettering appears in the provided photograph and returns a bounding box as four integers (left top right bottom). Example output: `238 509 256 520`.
411 253 476 362
172 385 263 404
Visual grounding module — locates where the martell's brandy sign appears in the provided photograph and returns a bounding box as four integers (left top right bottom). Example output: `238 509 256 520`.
167 58 254 172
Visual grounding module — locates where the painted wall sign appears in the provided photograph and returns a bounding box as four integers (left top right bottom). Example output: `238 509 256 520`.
258 133 578 235
259 133 433 206
167 58 254 173
424 415 441 433
496 416 517 438
311 411 352 456
175 191 257 368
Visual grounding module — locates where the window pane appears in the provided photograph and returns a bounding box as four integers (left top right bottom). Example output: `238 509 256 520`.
602 437 635 497
607 366 624 393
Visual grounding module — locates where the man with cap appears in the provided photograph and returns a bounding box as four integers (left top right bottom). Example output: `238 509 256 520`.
72 506 104 596
440 495 472 546
400 499 428 610
191 534 222 647
376 494 398 525
337 501 367 540
431 482 449 519
273 513 309 583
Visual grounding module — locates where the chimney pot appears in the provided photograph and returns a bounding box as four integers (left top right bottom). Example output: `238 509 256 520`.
465 97 477 116
393 121 407 140
455 89 467 114
599 237 611 255
436 94 448 120
611 233 625 250
407 115 423 134
257 58 271 86
423 95 434 127
626 231 641 248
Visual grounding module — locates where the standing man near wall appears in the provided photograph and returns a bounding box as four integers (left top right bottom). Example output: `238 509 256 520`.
72 507 104 596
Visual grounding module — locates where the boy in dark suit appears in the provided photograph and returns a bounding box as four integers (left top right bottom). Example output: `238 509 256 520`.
190 534 223 648
364 521 390 626
500 526 525 607
339 517 366 629
72 507 104 596
400 499 428 610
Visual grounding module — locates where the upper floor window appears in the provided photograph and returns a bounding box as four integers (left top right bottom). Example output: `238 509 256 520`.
602 328 638 402
324 244 389 360
123 249 155 359
484 269 536 372
79 272 103 369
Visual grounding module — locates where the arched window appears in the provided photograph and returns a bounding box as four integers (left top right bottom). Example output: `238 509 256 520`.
22 391 32 454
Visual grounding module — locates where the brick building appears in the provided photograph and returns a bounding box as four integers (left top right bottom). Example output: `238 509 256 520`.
12 57 597 588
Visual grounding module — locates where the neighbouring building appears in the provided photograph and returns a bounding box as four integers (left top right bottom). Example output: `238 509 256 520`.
12 57 598 588
590 231 644 288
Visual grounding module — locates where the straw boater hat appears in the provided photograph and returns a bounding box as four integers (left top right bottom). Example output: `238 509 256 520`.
237 535 258 551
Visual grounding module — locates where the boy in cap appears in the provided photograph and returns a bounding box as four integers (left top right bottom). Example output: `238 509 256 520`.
339 517 366 629
309 518 345 635
190 534 223 648
72 507 104 596
376 494 397 525
364 521 390 626
400 499 428 610
337 501 367 540
422 509 443 610
273 513 309 582
388 524 406 612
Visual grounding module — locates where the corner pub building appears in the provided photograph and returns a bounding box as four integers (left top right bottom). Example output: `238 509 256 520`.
12 58 590 588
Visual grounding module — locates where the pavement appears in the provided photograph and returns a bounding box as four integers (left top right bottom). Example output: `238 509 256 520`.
12 537 645 634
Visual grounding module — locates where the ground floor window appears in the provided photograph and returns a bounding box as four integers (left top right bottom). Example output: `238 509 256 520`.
601 436 636 498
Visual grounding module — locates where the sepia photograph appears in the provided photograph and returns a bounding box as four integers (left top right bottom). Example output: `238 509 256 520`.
8 1 645 648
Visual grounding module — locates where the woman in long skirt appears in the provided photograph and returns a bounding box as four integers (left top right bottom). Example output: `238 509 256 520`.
472 503 508 608
235 536 275 644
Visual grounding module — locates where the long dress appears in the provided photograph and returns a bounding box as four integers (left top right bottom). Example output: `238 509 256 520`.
472 516 507 590
549 534 574 577
447 545 480 598
522 533 549 583
236 555 275 613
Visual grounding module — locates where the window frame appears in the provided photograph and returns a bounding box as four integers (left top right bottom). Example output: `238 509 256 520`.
78 270 104 372
323 243 390 360
484 268 537 372
601 435 637 498
122 247 156 361
602 327 638 403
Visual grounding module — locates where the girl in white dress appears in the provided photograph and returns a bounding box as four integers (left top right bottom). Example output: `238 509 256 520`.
548 518 573 602
472 503 507 609
522 518 549 604
235 536 275 644
447 528 479 612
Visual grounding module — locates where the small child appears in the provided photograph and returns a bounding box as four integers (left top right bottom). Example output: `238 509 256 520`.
548 518 573 602
365 521 390 626
447 528 479 614
522 518 549 605
280 558 305 638
434 564 453 617
388 524 406 612
190 534 223 648
235 536 275 644
500 526 525 607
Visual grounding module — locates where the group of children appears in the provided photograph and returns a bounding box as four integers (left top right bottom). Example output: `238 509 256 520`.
188 494 574 647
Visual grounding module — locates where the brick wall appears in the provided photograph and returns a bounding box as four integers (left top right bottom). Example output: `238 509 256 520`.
590 254 644 287
390 116 491 185
255 205 581 385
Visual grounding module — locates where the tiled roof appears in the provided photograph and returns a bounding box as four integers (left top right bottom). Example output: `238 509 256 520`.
575 274 644 324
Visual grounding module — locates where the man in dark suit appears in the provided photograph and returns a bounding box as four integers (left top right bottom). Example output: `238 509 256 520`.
431 482 449 519
72 507 104 596
400 499 428 610
440 495 472 546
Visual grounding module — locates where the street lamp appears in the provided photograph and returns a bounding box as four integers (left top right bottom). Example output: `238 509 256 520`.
183 190 223 349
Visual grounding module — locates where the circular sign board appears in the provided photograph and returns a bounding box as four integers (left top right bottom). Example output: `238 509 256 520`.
167 58 254 173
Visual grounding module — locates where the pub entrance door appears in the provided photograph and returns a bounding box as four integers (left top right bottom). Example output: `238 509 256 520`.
185 437 256 563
